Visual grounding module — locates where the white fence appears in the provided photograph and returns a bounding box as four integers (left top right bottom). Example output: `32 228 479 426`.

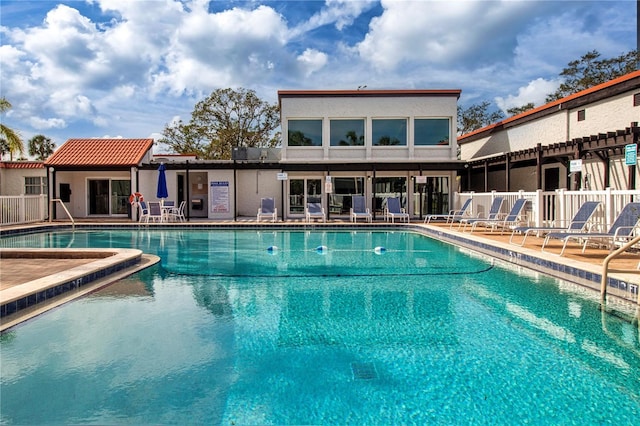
456 189 640 231
0 195 48 225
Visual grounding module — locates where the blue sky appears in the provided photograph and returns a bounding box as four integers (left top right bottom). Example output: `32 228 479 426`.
0 0 636 156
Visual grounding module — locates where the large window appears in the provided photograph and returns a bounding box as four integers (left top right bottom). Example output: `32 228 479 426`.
414 118 450 146
288 120 322 146
372 119 407 146
24 177 47 195
330 119 364 146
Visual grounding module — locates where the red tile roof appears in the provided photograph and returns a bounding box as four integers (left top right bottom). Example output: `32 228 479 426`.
45 139 154 167
458 70 640 142
0 161 45 169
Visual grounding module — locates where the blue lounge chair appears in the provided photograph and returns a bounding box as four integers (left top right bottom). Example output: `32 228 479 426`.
350 195 372 223
458 197 504 231
257 197 277 222
384 197 409 223
424 198 473 224
306 202 325 222
509 200 600 246
541 202 640 256
467 198 528 233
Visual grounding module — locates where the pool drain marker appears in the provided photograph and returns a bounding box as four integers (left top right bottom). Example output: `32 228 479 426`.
351 362 378 380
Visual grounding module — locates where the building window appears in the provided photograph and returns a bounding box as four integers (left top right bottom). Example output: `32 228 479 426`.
330 119 364 146
633 93 640 107
414 118 450 146
372 119 407 146
287 119 322 146
24 177 47 195
577 109 586 121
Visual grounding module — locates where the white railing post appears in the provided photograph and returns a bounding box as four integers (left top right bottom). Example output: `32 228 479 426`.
557 188 566 228
534 189 543 227
605 187 613 229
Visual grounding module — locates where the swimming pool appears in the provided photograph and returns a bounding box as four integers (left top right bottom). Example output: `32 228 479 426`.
1 229 639 424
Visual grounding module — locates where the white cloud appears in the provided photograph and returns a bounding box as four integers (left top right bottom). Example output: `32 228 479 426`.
290 0 377 37
357 0 534 70
495 78 560 112
296 49 328 76
29 116 67 130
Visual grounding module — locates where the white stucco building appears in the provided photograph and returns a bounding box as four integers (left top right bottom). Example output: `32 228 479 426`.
459 70 640 192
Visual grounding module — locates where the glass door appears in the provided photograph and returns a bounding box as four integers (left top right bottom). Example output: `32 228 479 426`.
373 177 407 215
89 180 110 215
89 179 131 216
289 178 322 216
111 180 131 215
414 177 449 216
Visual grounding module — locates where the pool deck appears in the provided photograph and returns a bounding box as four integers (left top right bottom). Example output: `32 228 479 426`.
1 218 639 330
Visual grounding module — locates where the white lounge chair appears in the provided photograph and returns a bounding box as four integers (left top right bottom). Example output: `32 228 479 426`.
257 197 277 222
350 195 372 223
384 197 409 223
467 198 528 233
306 202 325 222
541 202 640 256
510 200 600 246
458 197 504 231
424 198 473 224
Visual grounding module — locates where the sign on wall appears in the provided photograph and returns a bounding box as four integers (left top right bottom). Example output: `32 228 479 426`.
625 144 637 166
210 181 230 213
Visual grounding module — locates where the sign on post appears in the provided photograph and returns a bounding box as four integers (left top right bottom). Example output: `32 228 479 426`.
625 144 637 166
569 159 582 173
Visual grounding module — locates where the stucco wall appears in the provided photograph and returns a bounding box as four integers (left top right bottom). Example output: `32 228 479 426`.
0 167 46 195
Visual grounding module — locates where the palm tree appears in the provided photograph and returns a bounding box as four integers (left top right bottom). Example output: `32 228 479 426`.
0 97 23 160
28 134 56 160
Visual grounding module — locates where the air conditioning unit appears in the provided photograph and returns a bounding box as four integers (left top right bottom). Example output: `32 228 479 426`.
232 147 247 160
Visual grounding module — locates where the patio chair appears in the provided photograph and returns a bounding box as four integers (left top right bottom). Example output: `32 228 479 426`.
173 200 186 222
467 198 528 234
384 197 410 223
350 195 372 223
257 197 277 222
138 201 150 223
509 200 600 246
424 198 473 224
458 197 504 231
146 201 164 223
541 202 640 256
306 202 325 222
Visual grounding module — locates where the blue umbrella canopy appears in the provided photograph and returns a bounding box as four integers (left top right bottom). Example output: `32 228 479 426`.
156 163 168 199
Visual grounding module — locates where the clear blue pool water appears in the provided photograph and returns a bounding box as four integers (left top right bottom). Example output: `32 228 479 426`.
1 229 639 425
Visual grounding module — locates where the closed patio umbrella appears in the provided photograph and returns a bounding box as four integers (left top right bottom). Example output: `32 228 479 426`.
157 163 168 199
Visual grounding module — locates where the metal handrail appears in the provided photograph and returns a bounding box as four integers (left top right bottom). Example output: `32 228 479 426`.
600 235 640 312
49 198 75 229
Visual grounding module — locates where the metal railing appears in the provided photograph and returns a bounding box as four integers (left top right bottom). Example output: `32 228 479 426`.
49 198 75 228
0 195 48 225
457 188 640 232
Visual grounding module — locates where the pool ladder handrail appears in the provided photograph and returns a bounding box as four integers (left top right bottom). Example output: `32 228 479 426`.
600 234 640 322
49 198 75 229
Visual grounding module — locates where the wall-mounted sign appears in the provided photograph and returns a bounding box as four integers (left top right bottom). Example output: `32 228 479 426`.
625 144 637 166
277 172 288 180
210 181 229 213
325 182 333 193
415 176 427 184
569 159 582 173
